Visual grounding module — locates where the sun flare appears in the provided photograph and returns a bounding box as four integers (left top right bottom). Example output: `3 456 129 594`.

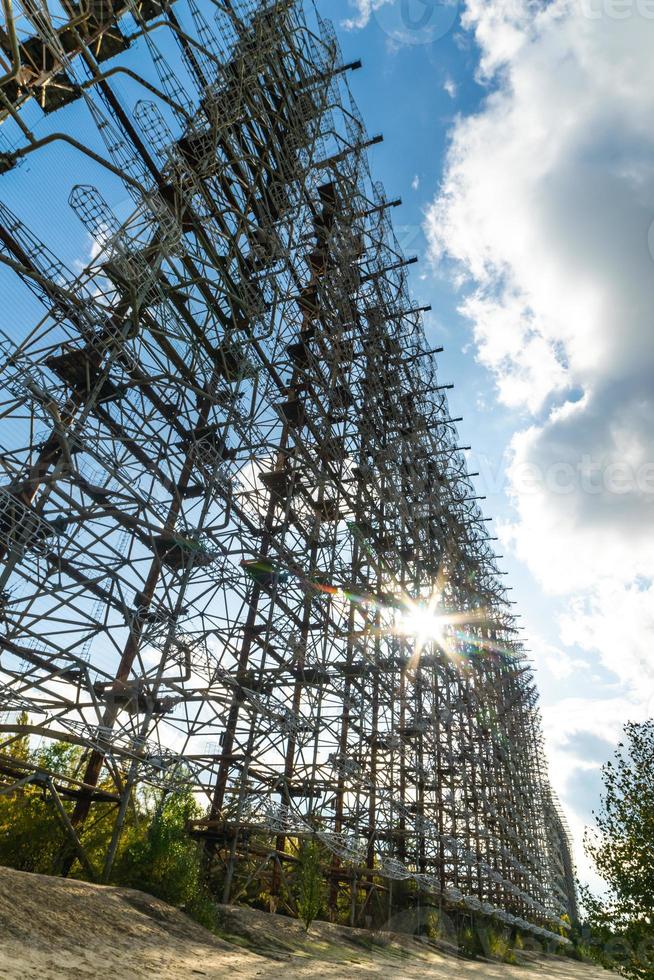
397 597 447 646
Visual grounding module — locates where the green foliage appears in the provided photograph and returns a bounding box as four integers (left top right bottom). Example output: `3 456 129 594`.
0 722 217 930
112 790 217 928
0 777 67 873
0 721 82 874
581 720 654 980
455 920 529 963
564 937 595 963
486 929 518 964
459 923 482 958
417 907 442 942
294 840 326 932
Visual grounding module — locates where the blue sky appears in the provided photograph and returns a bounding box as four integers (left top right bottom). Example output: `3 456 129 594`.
329 0 654 889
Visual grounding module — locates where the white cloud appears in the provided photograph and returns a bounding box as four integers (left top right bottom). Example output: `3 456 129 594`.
428 0 654 886
559 581 654 694
459 291 569 412
429 0 654 414
342 0 393 30
535 636 588 681
443 76 458 99
428 0 654 705
412 174 420 191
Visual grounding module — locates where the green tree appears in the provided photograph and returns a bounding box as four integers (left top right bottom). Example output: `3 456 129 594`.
112 789 216 927
581 720 654 979
0 723 82 874
294 840 326 932
1 724 216 930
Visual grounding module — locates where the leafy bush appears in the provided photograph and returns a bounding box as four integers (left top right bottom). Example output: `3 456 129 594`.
0 722 82 874
0 721 217 930
294 840 326 932
487 929 518 964
111 790 217 929
0 775 68 874
459 923 483 957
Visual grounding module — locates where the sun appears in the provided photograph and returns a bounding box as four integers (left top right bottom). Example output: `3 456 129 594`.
397 595 446 647
402 606 446 644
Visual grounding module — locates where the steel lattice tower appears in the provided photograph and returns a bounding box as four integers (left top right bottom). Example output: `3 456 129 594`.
0 0 575 940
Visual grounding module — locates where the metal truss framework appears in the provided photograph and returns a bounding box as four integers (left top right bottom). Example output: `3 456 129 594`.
0 0 575 940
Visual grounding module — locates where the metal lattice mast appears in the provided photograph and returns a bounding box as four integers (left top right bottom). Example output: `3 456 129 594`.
0 0 574 940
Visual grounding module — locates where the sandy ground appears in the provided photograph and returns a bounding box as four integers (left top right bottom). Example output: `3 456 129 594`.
0 866 615 979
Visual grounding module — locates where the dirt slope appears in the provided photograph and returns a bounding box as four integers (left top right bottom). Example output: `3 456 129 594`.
0 866 614 979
